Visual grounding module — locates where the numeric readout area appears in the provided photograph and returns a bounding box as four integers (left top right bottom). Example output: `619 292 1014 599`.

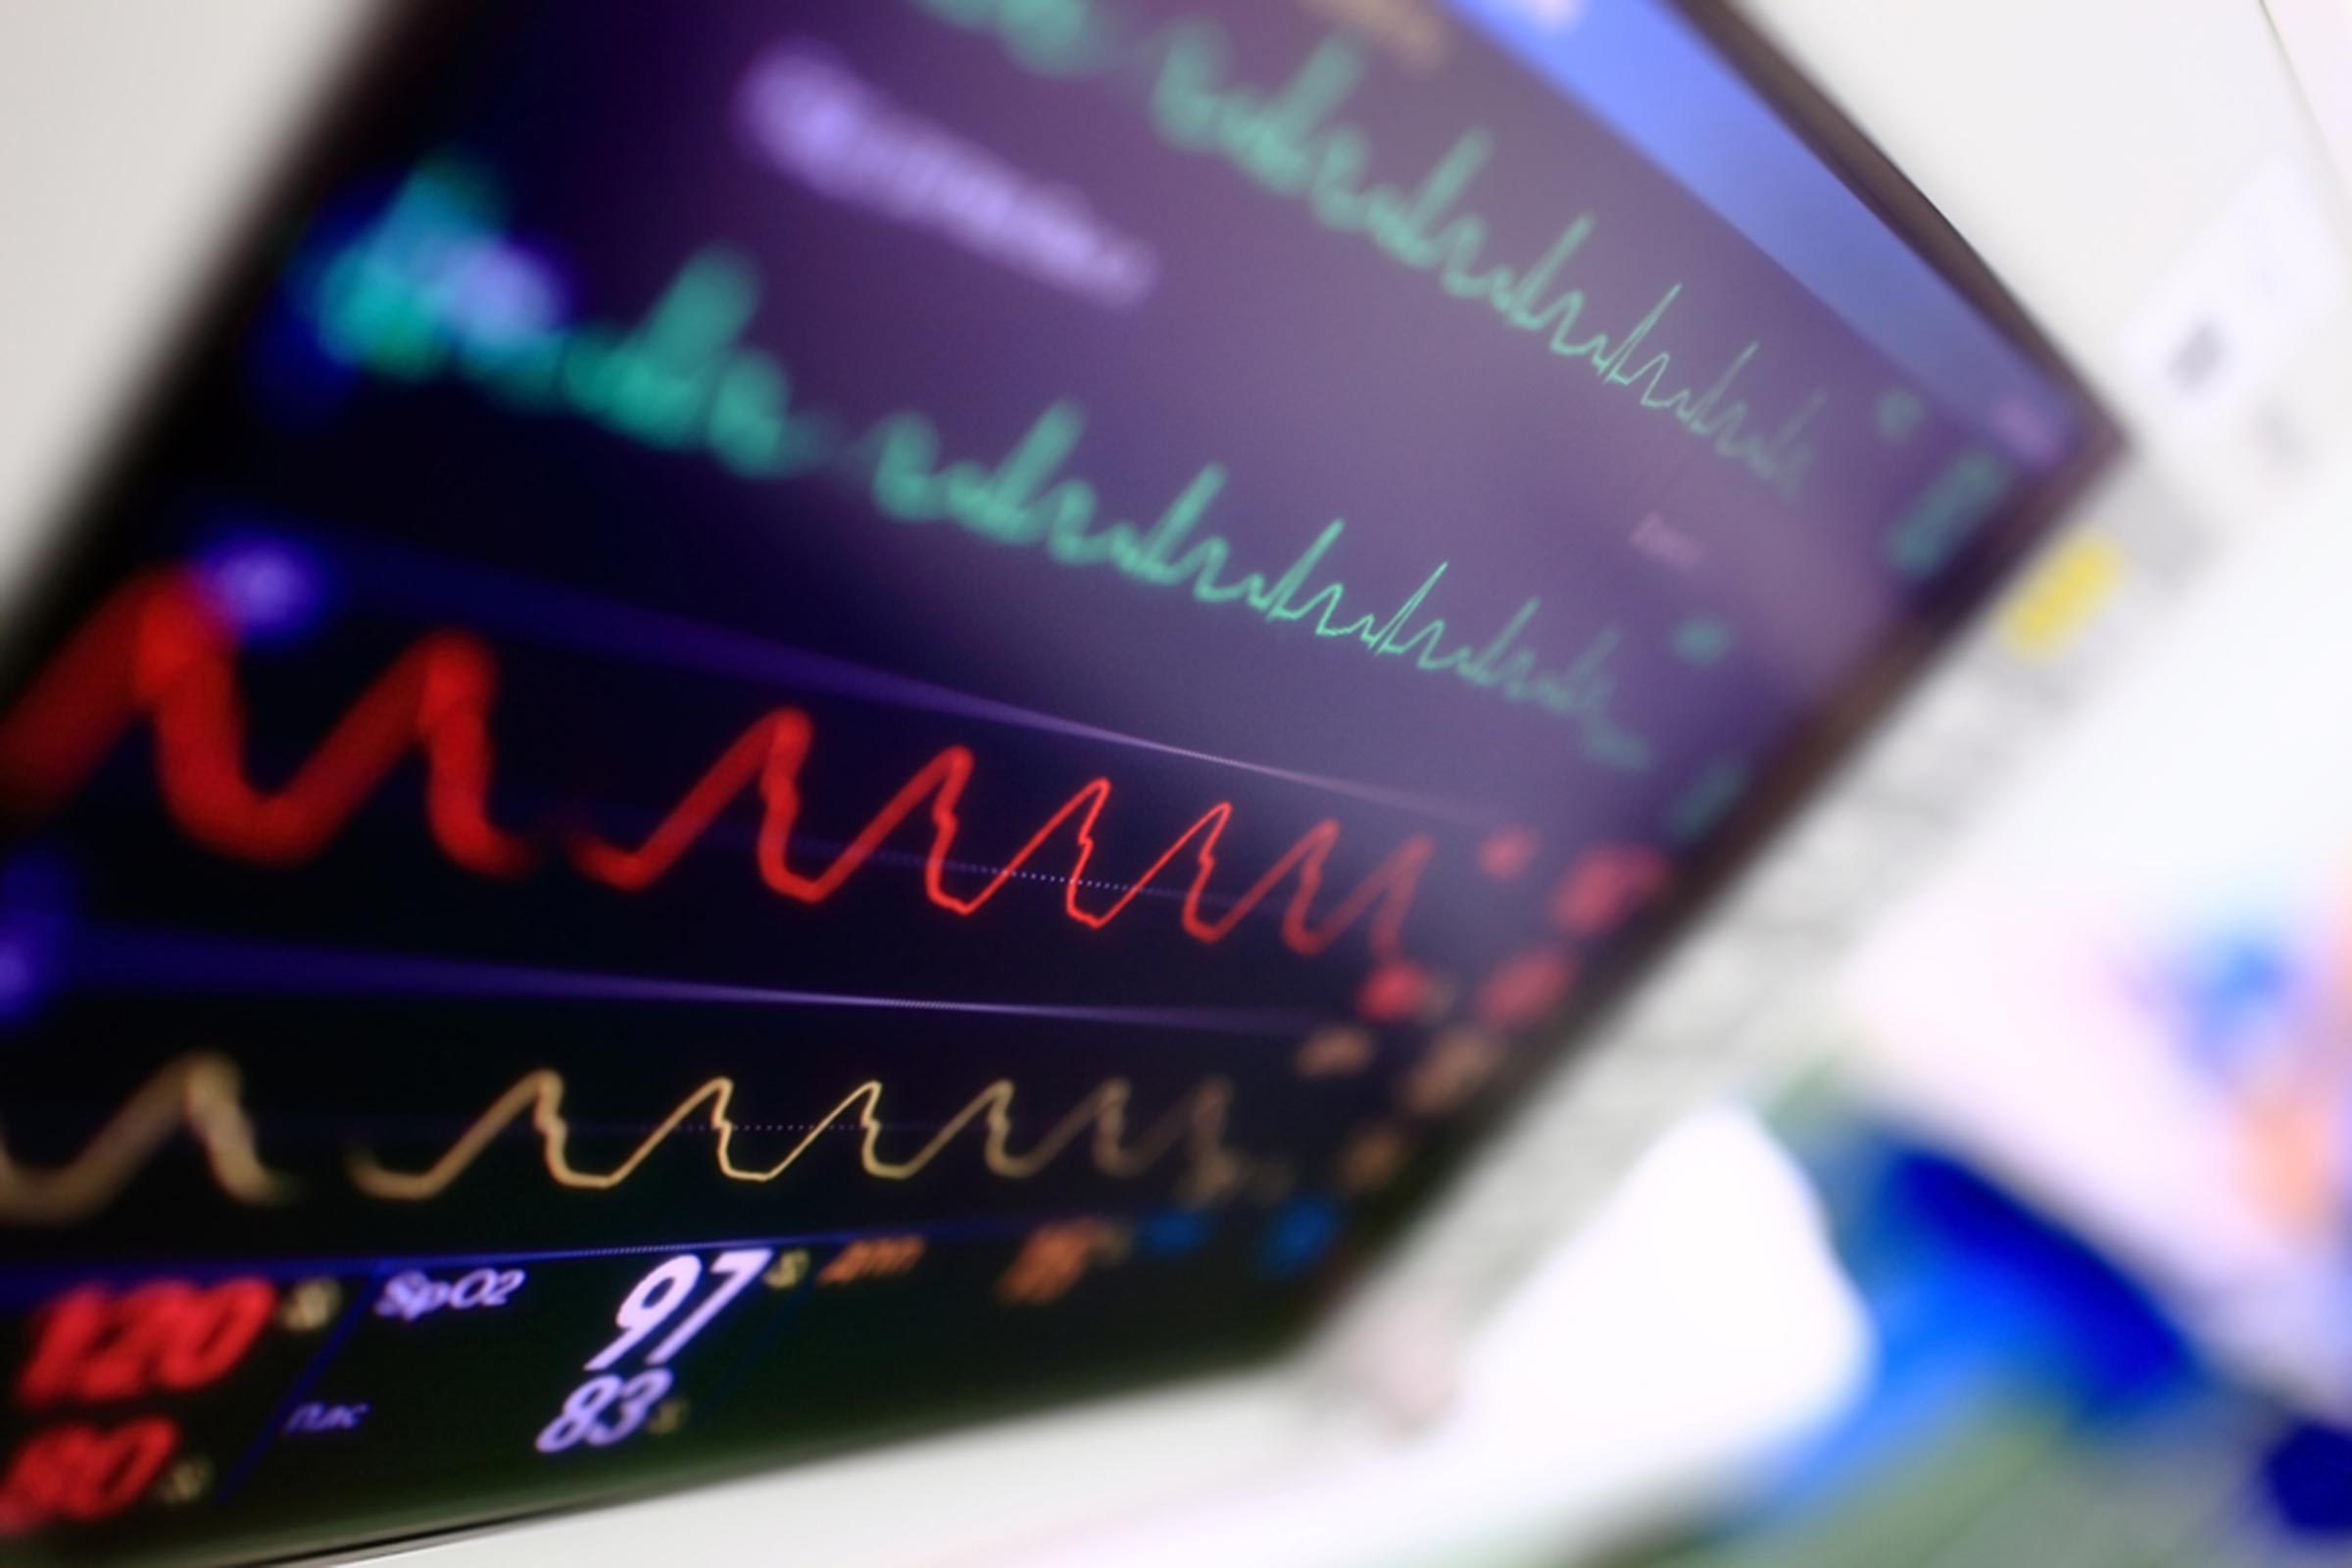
0 1207 1282 1560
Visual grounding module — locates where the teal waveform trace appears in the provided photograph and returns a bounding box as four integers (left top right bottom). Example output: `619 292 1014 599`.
306 166 1655 771
863 403 1650 770
910 0 1838 499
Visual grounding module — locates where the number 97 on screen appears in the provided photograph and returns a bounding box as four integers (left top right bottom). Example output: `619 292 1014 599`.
534 1249 773 1455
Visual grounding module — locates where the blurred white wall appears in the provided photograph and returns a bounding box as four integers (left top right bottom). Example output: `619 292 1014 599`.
0 0 371 604
1748 0 2352 528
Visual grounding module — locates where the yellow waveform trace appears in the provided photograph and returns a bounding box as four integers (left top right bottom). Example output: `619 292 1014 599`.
0 1053 294 1225
349 1068 1249 1205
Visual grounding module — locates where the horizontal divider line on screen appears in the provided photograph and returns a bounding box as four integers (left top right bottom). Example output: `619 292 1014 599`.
0 1203 1207 1303
63 921 1324 1035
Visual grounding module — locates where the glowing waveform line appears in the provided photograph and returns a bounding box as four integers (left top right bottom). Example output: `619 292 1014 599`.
70 921 1320 1035
346 1065 1245 1203
0 1054 292 1225
571 706 1431 958
0 570 1436 960
0 570 526 872
297 522 1511 826
0 1053 1246 1222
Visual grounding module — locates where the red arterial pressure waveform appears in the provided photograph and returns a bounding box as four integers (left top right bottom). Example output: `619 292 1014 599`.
0 570 1434 958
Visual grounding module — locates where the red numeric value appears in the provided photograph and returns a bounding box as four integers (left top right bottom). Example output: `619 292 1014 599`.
17 1279 276 1408
0 1418 178 1534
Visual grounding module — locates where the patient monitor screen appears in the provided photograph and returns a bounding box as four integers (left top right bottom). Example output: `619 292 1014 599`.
0 0 2105 1558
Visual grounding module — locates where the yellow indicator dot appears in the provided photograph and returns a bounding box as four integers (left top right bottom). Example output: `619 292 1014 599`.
763 1250 810 1290
1999 532 2126 661
647 1398 689 1437
278 1279 341 1333
155 1455 214 1506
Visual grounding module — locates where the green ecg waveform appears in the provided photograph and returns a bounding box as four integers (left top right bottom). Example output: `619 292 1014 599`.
308 166 1654 768
911 0 1832 498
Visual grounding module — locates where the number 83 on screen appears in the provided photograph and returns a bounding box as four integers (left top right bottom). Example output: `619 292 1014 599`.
534 1249 773 1455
